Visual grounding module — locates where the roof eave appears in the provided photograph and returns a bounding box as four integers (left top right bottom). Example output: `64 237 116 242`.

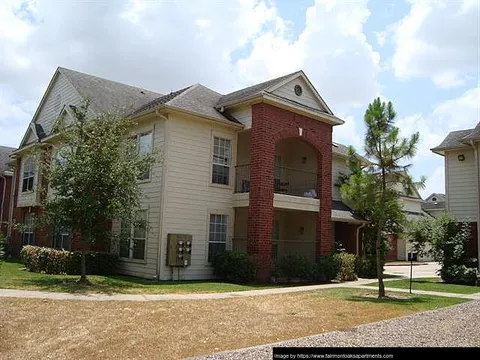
219 93 343 126
160 105 244 129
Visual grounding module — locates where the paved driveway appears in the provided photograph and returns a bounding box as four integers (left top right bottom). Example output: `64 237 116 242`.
384 262 440 278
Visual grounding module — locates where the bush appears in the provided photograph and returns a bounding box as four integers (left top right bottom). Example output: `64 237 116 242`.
212 251 255 283
333 253 358 281
316 255 340 282
275 254 315 281
20 246 118 275
356 256 378 278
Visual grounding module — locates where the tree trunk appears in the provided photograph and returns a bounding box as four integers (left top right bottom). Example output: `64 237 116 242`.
376 224 385 298
79 250 88 283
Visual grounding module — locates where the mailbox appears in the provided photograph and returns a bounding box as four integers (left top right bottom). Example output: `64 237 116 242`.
167 234 193 267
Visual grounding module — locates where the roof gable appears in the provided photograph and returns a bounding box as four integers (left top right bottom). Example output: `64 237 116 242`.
266 72 332 114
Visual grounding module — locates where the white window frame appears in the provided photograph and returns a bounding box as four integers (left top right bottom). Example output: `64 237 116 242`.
22 212 35 246
136 131 153 181
53 227 71 250
211 135 232 186
207 213 228 263
119 210 148 262
21 157 36 193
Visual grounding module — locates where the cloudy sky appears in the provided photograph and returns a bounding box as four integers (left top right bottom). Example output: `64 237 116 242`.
0 0 478 198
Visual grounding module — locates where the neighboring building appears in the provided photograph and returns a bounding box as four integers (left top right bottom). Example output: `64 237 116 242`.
10 67 370 281
422 193 446 218
432 125 480 260
0 145 15 238
394 187 431 262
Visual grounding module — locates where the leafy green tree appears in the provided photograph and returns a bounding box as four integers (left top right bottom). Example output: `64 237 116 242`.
341 97 422 297
407 216 478 285
38 101 156 283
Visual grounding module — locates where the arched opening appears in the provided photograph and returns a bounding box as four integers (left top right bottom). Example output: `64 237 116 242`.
273 138 318 197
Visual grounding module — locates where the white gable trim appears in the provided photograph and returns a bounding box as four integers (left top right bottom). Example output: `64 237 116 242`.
18 123 39 148
265 71 334 115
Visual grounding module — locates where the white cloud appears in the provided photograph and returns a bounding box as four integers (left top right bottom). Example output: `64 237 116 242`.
397 87 480 164
375 31 386 46
333 114 363 150
390 0 478 88
0 0 381 149
420 166 444 199
396 87 479 196
234 0 381 110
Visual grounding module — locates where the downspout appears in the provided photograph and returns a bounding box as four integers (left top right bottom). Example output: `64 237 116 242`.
468 140 480 273
0 173 6 234
356 222 366 256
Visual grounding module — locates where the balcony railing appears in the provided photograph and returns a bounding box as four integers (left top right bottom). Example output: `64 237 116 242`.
235 164 318 198
232 237 316 261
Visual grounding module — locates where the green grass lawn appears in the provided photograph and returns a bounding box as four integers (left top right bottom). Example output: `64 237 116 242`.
313 287 469 311
365 277 480 294
0 260 282 294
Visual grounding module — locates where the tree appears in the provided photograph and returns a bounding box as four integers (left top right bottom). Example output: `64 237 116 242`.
38 101 156 283
341 97 422 298
407 216 478 285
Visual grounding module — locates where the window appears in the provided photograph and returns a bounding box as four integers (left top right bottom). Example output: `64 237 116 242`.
137 132 152 180
212 137 231 185
22 212 35 246
53 228 71 250
272 220 280 259
208 214 227 262
119 210 148 260
22 158 35 192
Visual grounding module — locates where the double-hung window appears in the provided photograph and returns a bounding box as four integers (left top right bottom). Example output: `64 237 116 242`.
208 214 227 262
22 212 35 246
22 158 35 192
212 137 231 185
119 210 148 260
53 228 71 250
137 132 152 180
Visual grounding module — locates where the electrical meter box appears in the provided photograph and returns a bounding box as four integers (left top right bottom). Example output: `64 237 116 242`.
167 234 193 267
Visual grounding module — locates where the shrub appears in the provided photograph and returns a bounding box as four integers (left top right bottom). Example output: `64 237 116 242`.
432 219 478 285
316 255 340 282
275 254 315 281
356 256 378 278
333 252 358 281
20 246 117 275
212 251 255 283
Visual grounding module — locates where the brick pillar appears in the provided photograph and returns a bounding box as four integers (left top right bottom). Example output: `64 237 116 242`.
316 148 332 258
248 104 275 282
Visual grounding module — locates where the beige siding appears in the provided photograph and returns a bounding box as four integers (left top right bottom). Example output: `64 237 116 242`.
229 106 252 129
332 155 349 200
116 116 165 278
31 73 82 139
159 113 238 280
271 77 325 112
446 149 477 221
25 128 37 144
237 131 250 166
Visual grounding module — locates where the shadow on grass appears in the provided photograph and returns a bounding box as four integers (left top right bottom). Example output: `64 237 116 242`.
346 295 427 306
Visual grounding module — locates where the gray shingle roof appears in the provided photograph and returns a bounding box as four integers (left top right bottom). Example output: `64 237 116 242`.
59 67 162 114
132 86 192 115
216 71 301 107
168 85 241 124
431 129 473 151
331 200 365 222
0 145 15 173
461 122 480 141
332 142 350 157
422 201 446 211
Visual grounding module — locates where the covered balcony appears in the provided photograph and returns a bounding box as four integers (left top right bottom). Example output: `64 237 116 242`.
233 207 317 262
233 131 320 211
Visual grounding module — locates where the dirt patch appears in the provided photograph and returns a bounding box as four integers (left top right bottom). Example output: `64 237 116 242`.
0 291 428 360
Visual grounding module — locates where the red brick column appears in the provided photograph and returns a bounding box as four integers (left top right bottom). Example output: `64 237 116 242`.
316 144 332 258
248 104 275 281
248 103 333 281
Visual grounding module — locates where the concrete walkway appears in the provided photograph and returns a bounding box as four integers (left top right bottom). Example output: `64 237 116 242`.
1 276 478 301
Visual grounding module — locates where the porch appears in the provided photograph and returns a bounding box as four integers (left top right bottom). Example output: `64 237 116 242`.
234 131 320 211
232 207 317 262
